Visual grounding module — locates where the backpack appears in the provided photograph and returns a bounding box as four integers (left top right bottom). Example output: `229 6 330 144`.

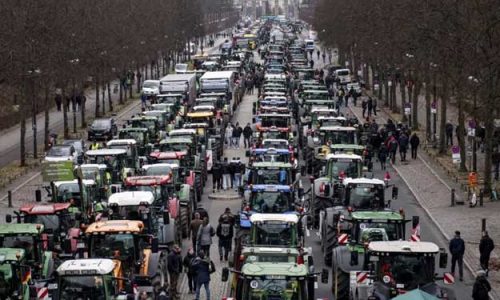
390 139 398 151
220 223 231 238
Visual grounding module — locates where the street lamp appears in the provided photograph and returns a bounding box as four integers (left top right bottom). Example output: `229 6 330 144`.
430 62 438 145
468 75 480 172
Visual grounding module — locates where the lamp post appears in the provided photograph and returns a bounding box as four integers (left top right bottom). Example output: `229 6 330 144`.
468 75 480 172
430 63 438 145
27 68 41 159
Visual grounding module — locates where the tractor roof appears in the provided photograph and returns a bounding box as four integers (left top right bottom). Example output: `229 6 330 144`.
124 175 172 186
53 179 96 187
85 220 144 234
343 178 385 186
350 210 405 221
106 139 137 146
141 163 179 171
251 162 292 168
241 262 308 277
85 149 127 156
19 203 71 215
251 185 292 193
250 213 298 224
161 137 193 144
108 191 155 207
330 144 365 150
0 248 25 262
0 224 43 236
79 164 108 170
169 129 197 136
57 259 116 276
252 148 290 155
319 126 356 131
241 247 300 255
368 241 440 254
325 153 363 161
186 111 214 118
120 127 148 132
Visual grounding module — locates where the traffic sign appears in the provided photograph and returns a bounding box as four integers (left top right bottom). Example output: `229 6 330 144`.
431 101 437 114
337 233 348 245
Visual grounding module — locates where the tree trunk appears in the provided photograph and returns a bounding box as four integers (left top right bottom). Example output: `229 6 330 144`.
81 85 86 128
424 73 432 141
411 79 421 130
483 78 496 193
19 94 26 166
95 76 100 118
101 80 106 116
457 93 467 172
136 64 141 93
63 88 69 139
438 77 448 154
119 78 123 104
107 82 113 111
384 74 389 107
44 87 50 151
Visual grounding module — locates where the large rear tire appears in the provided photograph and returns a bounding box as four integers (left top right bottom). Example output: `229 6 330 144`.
322 213 337 266
152 258 168 296
180 205 191 239
333 266 349 300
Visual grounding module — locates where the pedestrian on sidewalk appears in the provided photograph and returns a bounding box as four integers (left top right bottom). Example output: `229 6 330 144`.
218 207 236 226
445 121 454 146
212 161 222 192
222 158 231 190
183 248 196 294
398 132 409 162
216 215 234 262
192 250 215 300
492 149 500 180
225 124 233 148
322 52 326 63
367 97 373 117
190 213 203 252
378 145 388 170
243 123 253 148
141 93 147 109
387 135 398 164
236 123 242 148
197 217 215 258
362 98 368 118
409 133 420 159
449 230 465 281
309 59 314 69
349 86 357 106
167 244 182 300
55 94 62 111
472 270 491 300
233 159 243 190
479 231 495 274
372 97 377 116
316 50 320 60
228 158 236 189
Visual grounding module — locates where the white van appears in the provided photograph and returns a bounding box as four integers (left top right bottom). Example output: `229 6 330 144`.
335 68 352 85
141 80 160 97
305 39 315 51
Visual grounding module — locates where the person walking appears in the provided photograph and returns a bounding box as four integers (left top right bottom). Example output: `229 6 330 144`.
235 123 242 149
243 123 253 148
398 132 409 162
409 133 420 159
479 231 495 274
212 161 222 192
372 97 377 116
167 244 182 300
197 217 215 257
322 52 326 63
449 230 465 281
55 94 62 111
378 145 388 170
349 86 357 106
231 124 239 149
316 50 320 60
192 250 215 300
141 93 147 109
367 97 373 117
183 247 197 294
362 98 368 118
225 124 233 149
233 159 242 190
492 149 500 180
387 135 398 164
445 121 454 146
473 270 491 300
218 207 236 226
222 158 231 190
190 213 203 252
216 215 234 261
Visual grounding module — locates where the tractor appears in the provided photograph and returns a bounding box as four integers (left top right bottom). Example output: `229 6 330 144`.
0 248 34 299
84 220 168 297
117 127 152 156
85 148 132 187
350 241 455 300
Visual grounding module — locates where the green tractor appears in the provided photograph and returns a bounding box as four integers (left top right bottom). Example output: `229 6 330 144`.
117 127 153 156
330 210 409 300
350 241 455 300
310 153 364 228
0 248 33 300
0 224 55 281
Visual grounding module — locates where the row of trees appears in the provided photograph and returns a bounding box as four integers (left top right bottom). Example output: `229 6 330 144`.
0 0 238 166
303 0 500 192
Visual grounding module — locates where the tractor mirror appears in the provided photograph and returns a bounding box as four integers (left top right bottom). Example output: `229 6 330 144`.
221 267 229 282
163 211 170 225
151 237 159 253
35 189 42 202
439 251 448 269
392 186 398 199
321 269 329 284
5 215 12 223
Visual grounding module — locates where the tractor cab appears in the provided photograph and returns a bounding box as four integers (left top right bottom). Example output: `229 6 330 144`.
341 178 387 209
128 115 161 141
79 164 109 200
260 139 290 150
117 127 151 156
55 258 134 300
0 248 32 299
312 126 358 155
246 162 297 187
249 214 300 248
255 113 293 133
106 139 140 171
247 148 296 167
49 179 98 220
141 163 179 178
85 149 130 185
123 175 174 203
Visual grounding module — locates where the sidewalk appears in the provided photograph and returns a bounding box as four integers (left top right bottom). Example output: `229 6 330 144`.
349 101 500 299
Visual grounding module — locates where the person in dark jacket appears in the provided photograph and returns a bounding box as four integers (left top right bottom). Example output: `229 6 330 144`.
362 98 368 118
216 215 234 261
192 250 215 300
449 230 465 281
167 244 182 300
243 123 253 148
367 97 373 117
190 213 203 252
222 158 231 190
445 121 454 146
492 149 500 180
409 133 420 159
183 248 196 294
212 161 222 192
472 270 491 300
479 231 495 273
378 145 388 170
398 133 409 162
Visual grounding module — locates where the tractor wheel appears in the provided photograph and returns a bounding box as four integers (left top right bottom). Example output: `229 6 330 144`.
180 205 191 239
333 266 349 300
322 213 337 267
151 258 168 296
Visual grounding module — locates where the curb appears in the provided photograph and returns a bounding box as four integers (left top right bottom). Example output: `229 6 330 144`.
208 193 242 201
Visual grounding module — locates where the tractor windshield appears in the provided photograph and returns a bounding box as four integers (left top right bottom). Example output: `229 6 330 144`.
253 152 290 163
260 116 289 128
59 275 111 300
377 254 435 290
355 222 403 242
159 143 189 152
251 169 291 185
90 234 135 259
347 185 384 209
24 215 61 231
131 119 156 130
250 192 293 213
0 264 14 295
119 131 145 143
329 159 361 179
110 205 150 221
242 277 307 300
254 222 295 246
320 130 357 145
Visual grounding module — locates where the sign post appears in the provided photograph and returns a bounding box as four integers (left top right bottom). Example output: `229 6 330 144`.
451 145 461 164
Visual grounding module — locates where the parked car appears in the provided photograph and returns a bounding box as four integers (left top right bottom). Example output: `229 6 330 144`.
141 80 160 97
62 139 86 164
87 118 117 141
45 145 77 163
